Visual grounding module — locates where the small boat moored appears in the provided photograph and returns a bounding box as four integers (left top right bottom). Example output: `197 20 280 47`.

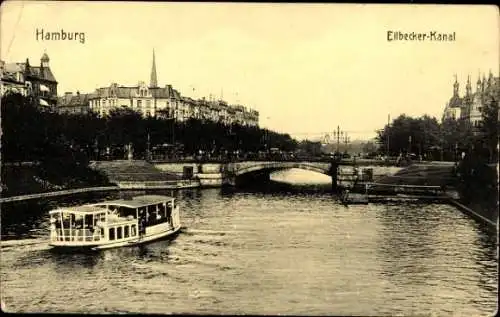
49 195 181 250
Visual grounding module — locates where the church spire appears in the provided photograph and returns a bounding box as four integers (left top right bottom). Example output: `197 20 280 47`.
453 74 459 96
465 74 472 96
150 49 158 88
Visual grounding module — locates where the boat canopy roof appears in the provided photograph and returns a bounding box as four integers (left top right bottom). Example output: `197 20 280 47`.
91 195 174 209
49 205 109 215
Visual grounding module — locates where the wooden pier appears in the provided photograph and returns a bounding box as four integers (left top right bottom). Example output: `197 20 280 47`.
340 182 449 204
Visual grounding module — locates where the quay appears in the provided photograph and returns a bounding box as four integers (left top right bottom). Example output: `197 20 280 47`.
0 180 201 204
448 197 497 228
0 186 120 203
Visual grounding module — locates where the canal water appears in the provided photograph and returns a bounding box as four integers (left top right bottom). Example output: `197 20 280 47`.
1 169 497 315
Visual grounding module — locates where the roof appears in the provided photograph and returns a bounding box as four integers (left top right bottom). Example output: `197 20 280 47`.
91 84 181 99
3 62 25 73
29 66 57 82
58 93 91 106
49 205 109 215
1 61 57 83
91 195 174 209
447 95 462 108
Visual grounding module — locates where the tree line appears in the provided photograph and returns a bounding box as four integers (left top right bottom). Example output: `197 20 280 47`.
1 93 302 164
375 92 498 163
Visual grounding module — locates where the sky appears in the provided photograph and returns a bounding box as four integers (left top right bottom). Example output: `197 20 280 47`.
1 2 498 141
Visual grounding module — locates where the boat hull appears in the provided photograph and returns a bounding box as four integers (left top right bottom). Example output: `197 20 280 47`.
49 225 182 251
93 225 182 250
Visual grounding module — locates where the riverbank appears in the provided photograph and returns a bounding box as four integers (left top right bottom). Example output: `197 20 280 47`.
1 162 113 198
448 198 497 228
0 161 201 202
372 163 498 227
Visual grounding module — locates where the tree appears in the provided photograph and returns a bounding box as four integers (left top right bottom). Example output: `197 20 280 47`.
362 141 378 155
376 114 440 157
440 117 475 160
105 107 144 158
478 91 499 163
297 140 322 157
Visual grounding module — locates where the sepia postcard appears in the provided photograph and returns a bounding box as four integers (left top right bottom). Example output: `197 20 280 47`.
0 1 498 315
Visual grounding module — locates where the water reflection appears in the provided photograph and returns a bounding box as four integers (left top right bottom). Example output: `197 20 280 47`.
271 168 331 185
473 230 498 299
48 250 103 270
376 204 437 287
376 202 498 314
1 169 498 315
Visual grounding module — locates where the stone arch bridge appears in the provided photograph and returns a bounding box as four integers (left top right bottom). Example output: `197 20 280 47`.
222 161 347 188
154 160 371 188
226 161 333 176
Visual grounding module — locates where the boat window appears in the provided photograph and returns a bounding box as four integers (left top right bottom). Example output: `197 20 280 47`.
72 214 84 229
138 207 147 220
109 228 115 240
147 205 156 214
124 226 129 238
158 203 166 216
117 227 123 239
116 206 135 218
85 214 93 229
147 205 157 221
94 213 106 225
131 225 137 236
53 215 62 229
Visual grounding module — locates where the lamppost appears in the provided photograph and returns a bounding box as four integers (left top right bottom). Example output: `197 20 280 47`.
343 133 350 154
146 131 151 161
332 125 344 154
265 116 270 153
408 135 412 155
386 114 390 158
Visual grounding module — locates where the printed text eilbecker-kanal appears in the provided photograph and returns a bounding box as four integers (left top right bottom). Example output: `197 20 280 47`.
387 31 456 42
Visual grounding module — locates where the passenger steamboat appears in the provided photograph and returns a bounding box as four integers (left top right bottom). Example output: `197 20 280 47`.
49 195 181 250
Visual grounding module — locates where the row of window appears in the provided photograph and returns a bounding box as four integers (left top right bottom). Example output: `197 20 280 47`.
108 224 137 241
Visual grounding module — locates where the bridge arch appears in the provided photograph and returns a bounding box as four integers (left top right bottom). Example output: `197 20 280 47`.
233 162 332 177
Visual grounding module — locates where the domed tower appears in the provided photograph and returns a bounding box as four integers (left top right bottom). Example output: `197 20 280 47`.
41 51 49 68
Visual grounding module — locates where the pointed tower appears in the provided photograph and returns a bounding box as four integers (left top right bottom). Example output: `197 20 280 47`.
150 49 158 88
488 69 494 88
465 74 472 96
453 74 459 96
476 71 482 93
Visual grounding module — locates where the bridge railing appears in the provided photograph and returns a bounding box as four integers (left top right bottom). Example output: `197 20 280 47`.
149 157 401 166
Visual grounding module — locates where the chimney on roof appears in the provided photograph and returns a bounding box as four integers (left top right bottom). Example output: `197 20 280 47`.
77 91 80 96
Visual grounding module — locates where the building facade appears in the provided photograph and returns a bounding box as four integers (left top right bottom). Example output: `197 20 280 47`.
0 52 58 107
0 60 28 97
57 91 92 115
442 72 499 131
86 50 259 126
